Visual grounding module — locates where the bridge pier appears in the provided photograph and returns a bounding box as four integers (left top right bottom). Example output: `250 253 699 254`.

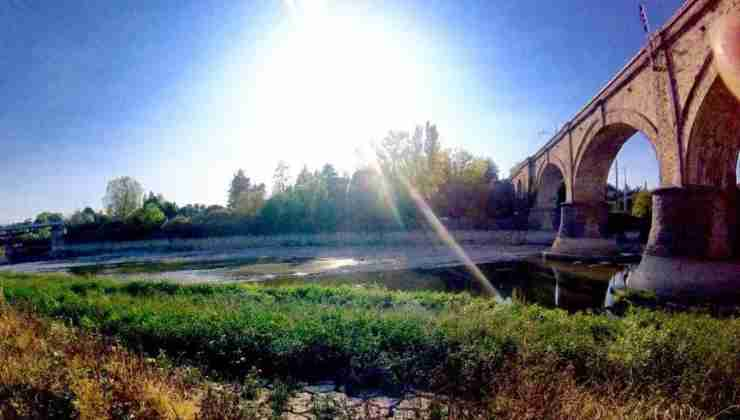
547 201 618 259
527 206 559 231
629 186 740 298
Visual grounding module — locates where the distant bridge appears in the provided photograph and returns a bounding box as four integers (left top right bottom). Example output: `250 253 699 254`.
0 222 65 262
509 0 740 297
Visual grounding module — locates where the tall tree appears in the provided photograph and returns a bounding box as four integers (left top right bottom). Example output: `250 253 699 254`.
295 166 313 188
484 158 500 183
348 168 393 232
103 176 144 219
272 161 291 195
127 203 166 231
67 207 97 226
375 123 447 201
228 170 252 210
233 183 266 217
228 169 266 217
143 191 178 219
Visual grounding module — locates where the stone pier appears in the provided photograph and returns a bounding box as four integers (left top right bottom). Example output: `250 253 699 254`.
527 206 559 231
546 202 618 259
629 186 740 298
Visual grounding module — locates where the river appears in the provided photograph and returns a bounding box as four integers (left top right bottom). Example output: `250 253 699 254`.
0 239 634 311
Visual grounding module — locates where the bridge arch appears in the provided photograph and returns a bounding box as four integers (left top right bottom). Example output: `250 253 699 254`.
535 160 568 206
573 109 660 203
685 76 740 189
510 0 740 295
549 110 661 256
530 162 567 230
631 72 740 293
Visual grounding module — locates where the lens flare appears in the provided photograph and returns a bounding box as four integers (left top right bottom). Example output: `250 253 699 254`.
397 176 502 300
367 153 405 230
359 143 502 299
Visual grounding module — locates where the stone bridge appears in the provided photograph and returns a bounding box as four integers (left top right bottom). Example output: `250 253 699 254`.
509 0 740 298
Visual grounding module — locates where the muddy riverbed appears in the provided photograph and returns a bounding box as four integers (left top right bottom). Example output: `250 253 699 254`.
0 239 633 311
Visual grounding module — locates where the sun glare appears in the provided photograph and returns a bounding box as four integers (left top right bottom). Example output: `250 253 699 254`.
249 1 426 170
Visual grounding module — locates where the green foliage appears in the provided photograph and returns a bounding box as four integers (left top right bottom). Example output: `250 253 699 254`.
21 122 503 240
143 191 179 219
10 212 66 244
269 380 291 417
348 168 397 232
259 163 351 234
126 203 166 231
103 176 144 219
228 170 266 217
632 190 653 218
310 394 339 420
1 272 739 415
67 207 97 226
34 212 63 225
16 230 51 243
272 161 291 195
374 127 499 226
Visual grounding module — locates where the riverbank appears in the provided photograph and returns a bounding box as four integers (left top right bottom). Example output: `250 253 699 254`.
56 230 557 257
0 233 551 285
1 271 738 419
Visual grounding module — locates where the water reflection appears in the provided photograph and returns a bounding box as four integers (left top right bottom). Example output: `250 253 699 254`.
506 261 617 311
55 254 628 312
603 269 629 309
263 259 623 312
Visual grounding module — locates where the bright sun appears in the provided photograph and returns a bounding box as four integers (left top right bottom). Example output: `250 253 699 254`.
249 0 427 170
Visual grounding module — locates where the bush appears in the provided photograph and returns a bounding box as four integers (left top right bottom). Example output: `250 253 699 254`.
0 305 203 419
1 272 739 417
126 203 166 233
161 216 194 238
632 190 652 219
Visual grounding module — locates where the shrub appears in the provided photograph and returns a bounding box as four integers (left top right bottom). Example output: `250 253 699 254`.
1 272 738 417
161 215 194 238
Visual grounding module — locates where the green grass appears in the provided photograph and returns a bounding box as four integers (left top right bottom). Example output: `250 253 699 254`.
66 256 296 276
1 271 739 416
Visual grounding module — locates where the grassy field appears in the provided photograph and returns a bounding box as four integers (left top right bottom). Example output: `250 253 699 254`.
1 271 739 419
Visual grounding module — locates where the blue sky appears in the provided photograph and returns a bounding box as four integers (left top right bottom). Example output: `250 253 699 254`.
0 0 683 223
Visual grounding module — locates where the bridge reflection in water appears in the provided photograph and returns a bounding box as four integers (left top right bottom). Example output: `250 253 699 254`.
264 258 622 312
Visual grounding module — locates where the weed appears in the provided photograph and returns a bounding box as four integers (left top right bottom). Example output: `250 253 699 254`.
1 272 739 418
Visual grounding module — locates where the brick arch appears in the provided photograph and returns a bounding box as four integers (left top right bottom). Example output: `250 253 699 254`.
685 76 740 188
511 170 528 196
680 51 716 165
534 161 567 208
572 109 661 203
535 156 568 186
574 109 659 170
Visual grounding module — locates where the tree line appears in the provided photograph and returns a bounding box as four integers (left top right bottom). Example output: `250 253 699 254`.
11 123 527 243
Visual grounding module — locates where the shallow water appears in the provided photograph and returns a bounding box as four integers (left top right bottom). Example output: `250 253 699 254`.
272 258 625 312
1 245 629 311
